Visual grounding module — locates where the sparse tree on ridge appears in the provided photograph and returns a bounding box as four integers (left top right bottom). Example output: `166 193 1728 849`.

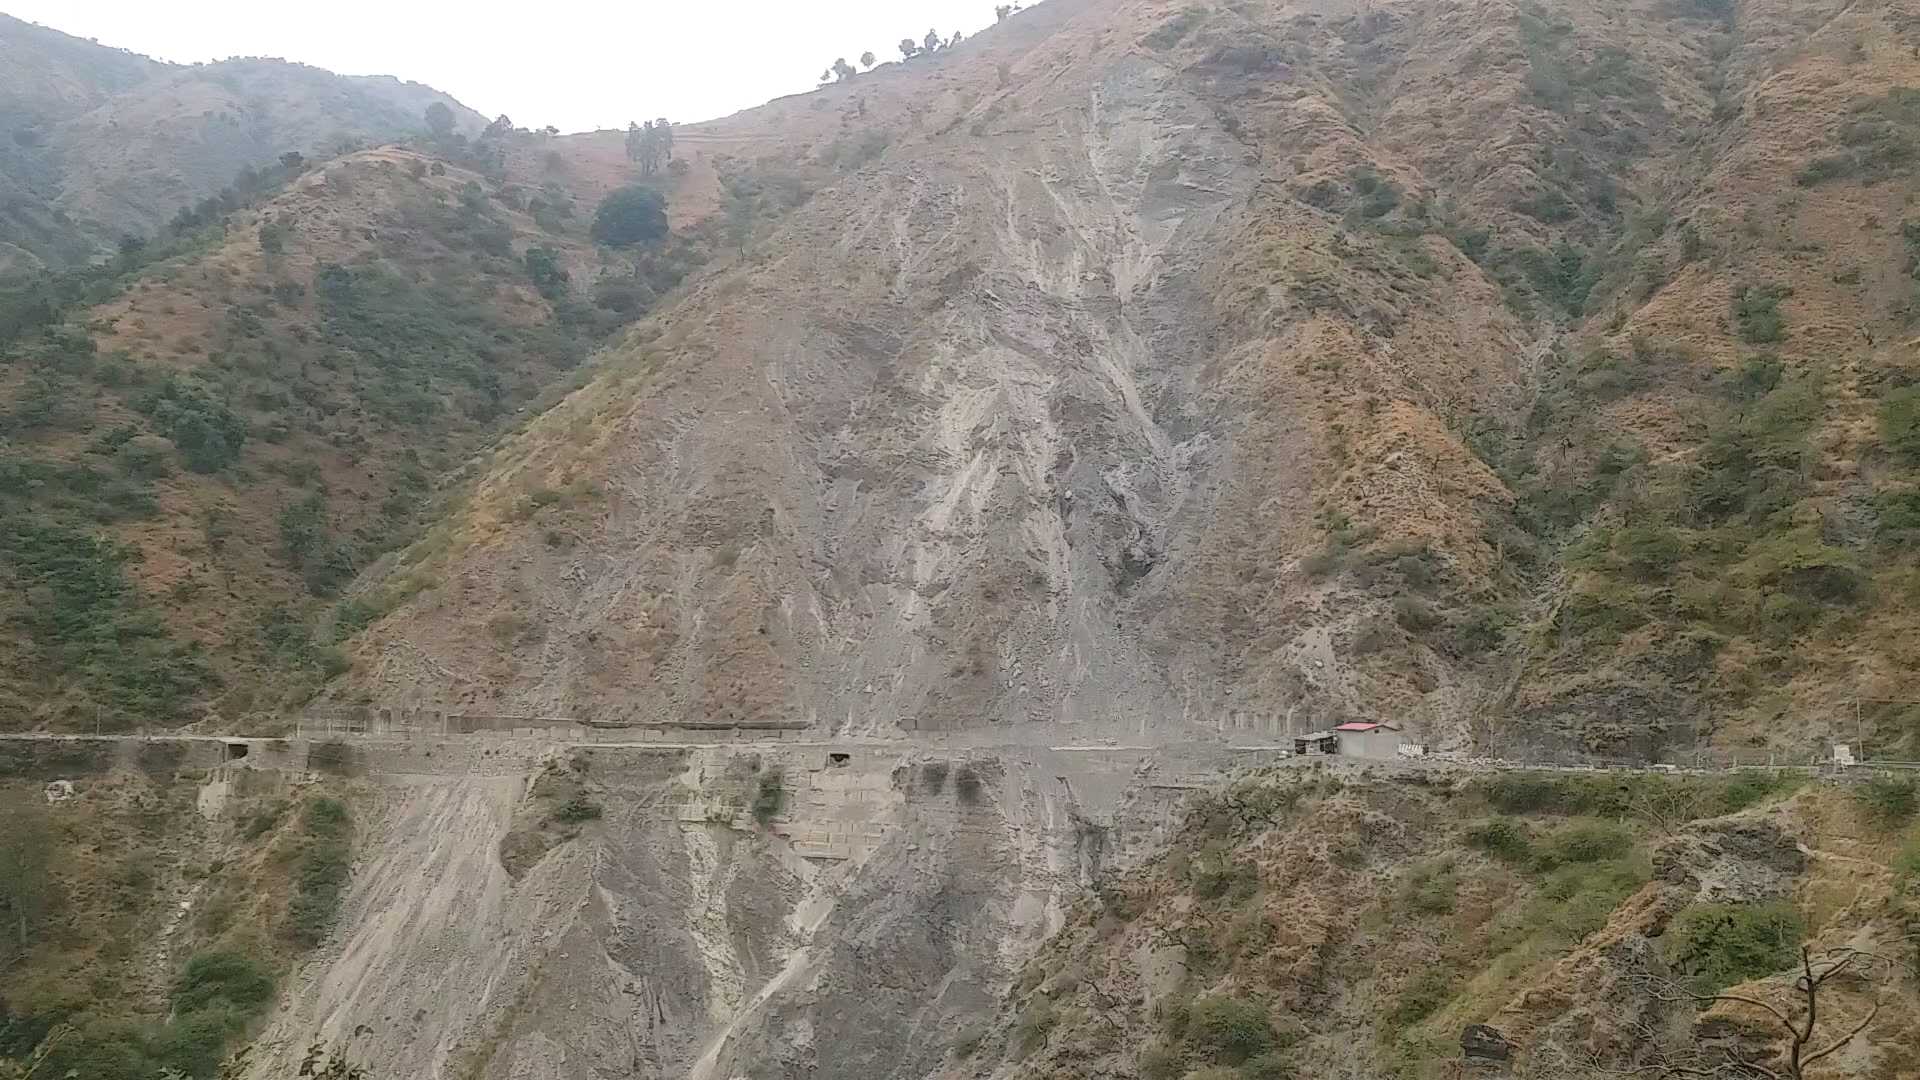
899 37 919 60
626 120 665 176
654 118 674 161
424 101 455 137
924 28 941 53
832 58 858 81
860 51 876 69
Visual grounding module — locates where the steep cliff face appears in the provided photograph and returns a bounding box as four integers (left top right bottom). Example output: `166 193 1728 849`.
238 742 1222 1080
338 0 1920 761
342 0 1539 748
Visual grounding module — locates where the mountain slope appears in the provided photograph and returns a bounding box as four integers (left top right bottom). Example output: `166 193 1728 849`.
338 0 1532 740
330 0 1920 762
0 13 159 129
0 15 481 271
945 766 1920 1080
0 136 650 730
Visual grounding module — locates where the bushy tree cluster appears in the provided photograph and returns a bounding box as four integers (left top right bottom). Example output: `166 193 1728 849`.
899 27 964 60
625 118 676 176
591 186 670 249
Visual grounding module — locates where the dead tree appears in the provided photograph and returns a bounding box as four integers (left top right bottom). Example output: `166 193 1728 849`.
1629 946 1894 1079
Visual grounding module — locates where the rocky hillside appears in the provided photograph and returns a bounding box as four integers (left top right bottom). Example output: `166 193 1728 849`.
0 13 481 271
328 0 1920 762
0 131 674 731
945 763 1920 1080
0 740 365 1080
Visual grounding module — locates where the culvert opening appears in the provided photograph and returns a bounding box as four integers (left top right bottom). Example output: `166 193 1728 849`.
827 752 851 767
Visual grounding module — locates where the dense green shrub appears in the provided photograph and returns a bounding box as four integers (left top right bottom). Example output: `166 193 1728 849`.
1478 773 1774 822
314 261 586 426
1387 969 1453 1028
523 245 570 300
1895 836 1920 895
287 797 352 947
1794 89 1920 186
1854 778 1917 828
1690 378 1819 525
1446 605 1512 655
1735 529 1864 603
1536 821 1632 868
1347 166 1402 220
1187 995 1277 1064
1480 775 1574 814
1715 772 1799 813
307 741 356 774
33 943 279 1078
174 950 276 1015
1665 902 1803 993
1731 283 1789 344
1525 858 1646 941
591 185 669 248
1494 241 1599 315
1464 818 1533 861
0 520 213 723
147 1009 236 1078
1882 386 1920 463
1191 854 1260 903
1401 862 1459 914
138 376 247 473
1876 488 1920 536
753 769 785 824
1617 523 1686 580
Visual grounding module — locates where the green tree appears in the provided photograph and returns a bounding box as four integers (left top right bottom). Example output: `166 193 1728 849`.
591 185 669 248
278 491 329 570
424 101 455 137
924 28 942 52
626 120 664 176
832 58 857 81
138 376 247 473
523 246 570 300
899 38 920 60
0 790 52 964
175 951 276 1015
860 51 876 68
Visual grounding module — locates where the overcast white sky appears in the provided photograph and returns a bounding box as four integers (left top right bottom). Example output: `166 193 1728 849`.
6 0 998 132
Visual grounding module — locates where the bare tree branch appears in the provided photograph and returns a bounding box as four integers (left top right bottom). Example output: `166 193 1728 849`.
1628 944 1893 1080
